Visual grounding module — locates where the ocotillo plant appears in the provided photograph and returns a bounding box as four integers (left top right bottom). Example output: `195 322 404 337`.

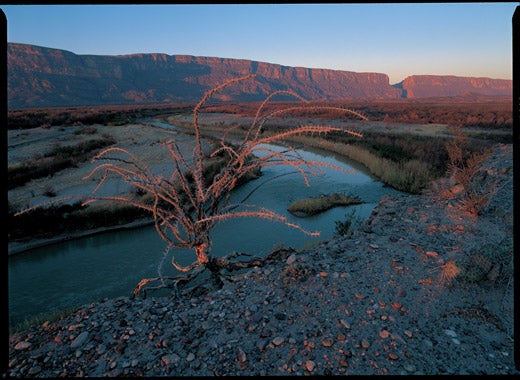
17 74 368 296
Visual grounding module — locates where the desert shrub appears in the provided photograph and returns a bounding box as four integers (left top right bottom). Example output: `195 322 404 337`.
445 125 496 216
42 184 57 197
16 75 368 297
458 240 513 285
334 209 362 237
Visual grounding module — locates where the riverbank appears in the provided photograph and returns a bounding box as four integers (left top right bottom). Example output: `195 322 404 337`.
8 218 153 256
6 143 516 376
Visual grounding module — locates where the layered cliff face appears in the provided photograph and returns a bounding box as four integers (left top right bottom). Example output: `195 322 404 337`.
7 43 401 108
397 75 512 98
7 43 512 108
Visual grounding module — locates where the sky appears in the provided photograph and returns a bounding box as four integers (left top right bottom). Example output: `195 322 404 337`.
1 3 518 84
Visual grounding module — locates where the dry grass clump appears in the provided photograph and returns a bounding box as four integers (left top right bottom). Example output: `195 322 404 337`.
445 125 496 216
438 260 461 286
279 263 314 284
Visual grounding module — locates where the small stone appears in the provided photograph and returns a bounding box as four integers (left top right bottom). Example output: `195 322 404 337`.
186 353 195 362
286 254 297 265
162 354 180 366
236 348 247 363
272 337 285 346
340 319 350 330
404 364 416 372
361 339 370 349
71 332 89 348
444 329 457 338
256 340 267 351
96 344 106 355
14 341 32 350
304 360 315 372
27 366 42 375
321 337 334 347
388 353 399 360
67 323 84 331
452 338 460 345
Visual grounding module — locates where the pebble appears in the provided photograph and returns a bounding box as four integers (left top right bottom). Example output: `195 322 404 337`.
27 366 41 375
304 360 315 372
286 254 297 265
444 329 457 338
272 337 285 346
70 331 89 348
14 341 32 350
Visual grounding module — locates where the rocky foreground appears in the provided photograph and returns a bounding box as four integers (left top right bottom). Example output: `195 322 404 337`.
6 144 517 376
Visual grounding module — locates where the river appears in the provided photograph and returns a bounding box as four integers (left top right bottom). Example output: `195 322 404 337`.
8 123 402 328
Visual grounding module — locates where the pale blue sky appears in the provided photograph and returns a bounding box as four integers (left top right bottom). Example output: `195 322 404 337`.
1 3 517 84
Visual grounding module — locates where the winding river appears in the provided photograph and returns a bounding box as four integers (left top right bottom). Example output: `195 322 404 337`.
8 124 401 328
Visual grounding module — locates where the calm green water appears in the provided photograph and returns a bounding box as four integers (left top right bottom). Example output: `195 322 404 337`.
8 142 400 328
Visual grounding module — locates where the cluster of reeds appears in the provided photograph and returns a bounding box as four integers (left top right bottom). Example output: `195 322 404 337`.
288 135 435 193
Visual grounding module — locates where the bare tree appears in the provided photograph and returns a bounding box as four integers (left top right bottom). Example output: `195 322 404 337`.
17 74 368 297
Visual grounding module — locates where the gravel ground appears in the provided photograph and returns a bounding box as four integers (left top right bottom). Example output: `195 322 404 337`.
6 144 516 377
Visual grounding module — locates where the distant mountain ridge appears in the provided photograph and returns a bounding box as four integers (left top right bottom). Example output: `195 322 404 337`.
7 43 512 108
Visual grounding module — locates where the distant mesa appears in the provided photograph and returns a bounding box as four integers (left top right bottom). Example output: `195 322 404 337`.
7 43 512 108
393 75 512 99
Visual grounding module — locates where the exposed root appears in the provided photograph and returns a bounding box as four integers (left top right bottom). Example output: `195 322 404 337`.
132 246 296 299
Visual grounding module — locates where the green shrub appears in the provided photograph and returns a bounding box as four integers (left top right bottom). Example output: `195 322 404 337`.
334 209 362 237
